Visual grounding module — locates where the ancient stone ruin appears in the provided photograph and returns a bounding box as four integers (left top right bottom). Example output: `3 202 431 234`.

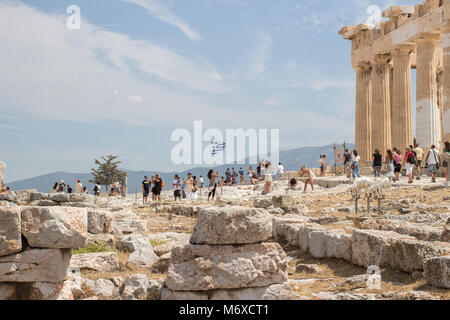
161 206 292 300
340 0 450 162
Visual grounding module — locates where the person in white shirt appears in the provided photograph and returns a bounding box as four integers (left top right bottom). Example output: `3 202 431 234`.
277 162 285 179
75 179 83 193
425 145 441 183
351 150 361 179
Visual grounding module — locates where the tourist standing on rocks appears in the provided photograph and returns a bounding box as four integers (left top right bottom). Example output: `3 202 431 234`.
152 174 162 202
231 168 237 185
207 169 219 201
343 149 352 178
319 155 324 177
142 176 151 204
52 182 59 193
173 175 182 201
393 148 402 182
322 155 329 176
67 185 73 194
385 149 395 180
277 162 285 179
261 162 274 195
299 165 315 192
239 167 245 184
199 175 204 189
403 146 416 184
414 143 424 180
425 145 441 183
442 141 450 186
93 184 100 196
351 150 361 179
192 176 198 200
372 149 382 178
75 179 83 193
184 173 194 201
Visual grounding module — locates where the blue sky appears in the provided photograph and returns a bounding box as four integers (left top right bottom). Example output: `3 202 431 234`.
0 0 420 182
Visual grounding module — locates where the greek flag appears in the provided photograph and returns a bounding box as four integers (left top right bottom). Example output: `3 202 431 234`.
211 141 226 156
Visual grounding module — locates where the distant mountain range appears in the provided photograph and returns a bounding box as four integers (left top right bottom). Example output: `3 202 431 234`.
7 143 353 192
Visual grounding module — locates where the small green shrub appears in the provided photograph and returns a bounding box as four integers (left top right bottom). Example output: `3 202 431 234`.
149 239 169 247
72 242 114 255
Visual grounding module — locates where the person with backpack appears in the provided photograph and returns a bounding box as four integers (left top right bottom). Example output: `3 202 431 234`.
393 148 403 182
403 146 416 184
142 176 151 204
343 149 352 178
425 145 441 183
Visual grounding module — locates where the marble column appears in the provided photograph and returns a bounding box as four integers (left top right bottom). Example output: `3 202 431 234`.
371 54 392 155
442 25 450 145
416 33 441 149
391 46 414 152
354 62 372 163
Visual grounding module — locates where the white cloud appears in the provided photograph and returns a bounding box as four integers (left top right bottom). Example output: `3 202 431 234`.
0 2 227 127
127 95 143 103
252 32 272 76
121 0 202 41
264 98 280 108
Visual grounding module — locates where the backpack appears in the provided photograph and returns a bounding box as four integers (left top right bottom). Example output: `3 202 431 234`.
408 151 416 164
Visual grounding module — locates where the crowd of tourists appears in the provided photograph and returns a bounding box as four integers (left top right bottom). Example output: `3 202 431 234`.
343 142 450 185
51 179 102 196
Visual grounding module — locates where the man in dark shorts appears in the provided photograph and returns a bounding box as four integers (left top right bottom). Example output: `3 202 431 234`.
142 176 150 204
152 174 162 202
173 175 182 201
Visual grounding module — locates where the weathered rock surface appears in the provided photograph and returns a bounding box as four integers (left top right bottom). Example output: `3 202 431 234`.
309 230 352 261
87 210 112 234
70 252 120 273
424 256 450 289
0 249 71 283
147 279 163 300
160 288 208 300
0 283 17 300
151 252 171 273
298 224 324 252
210 282 292 300
47 193 70 203
28 281 74 300
272 195 295 209
441 219 450 242
153 235 190 256
85 278 115 298
121 274 149 300
272 215 309 246
116 234 151 253
86 233 114 247
352 230 450 272
111 219 147 235
253 198 273 209
0 207 22 257
126 247 159 269
166 243 288 291
21 207 87 249
190 206 272 245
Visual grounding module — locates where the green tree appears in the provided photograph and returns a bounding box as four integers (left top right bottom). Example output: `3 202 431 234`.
89 155 127 192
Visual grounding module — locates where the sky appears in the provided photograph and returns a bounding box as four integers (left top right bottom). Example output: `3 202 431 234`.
0 0 420 182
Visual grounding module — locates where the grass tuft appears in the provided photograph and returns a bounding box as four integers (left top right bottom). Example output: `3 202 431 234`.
72 242 115 255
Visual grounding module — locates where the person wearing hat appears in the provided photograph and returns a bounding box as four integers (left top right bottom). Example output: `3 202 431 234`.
75 179 83 193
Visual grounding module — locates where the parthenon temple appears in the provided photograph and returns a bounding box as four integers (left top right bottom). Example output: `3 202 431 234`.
340 0 450 163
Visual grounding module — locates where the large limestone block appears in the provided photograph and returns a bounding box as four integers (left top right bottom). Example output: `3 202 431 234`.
48 193 70 203
0 249 72 283
190 206 272 245
21 207 87 249
253 198 273 209
309 230 352 261
0 283 17 300
166 243 288 291
210 282 292 300
153 235 190 256
272 195 295 209
390 240 450 272
298 224 324 252
111 219 147 235
351 230 415 268
87 210 112 234
116 234 151 253
160 288 208 300
0 193 17 202
84 278 115 298
126 248 159 269
70 252 120 273
0 207 21 257
272 215 309 246
151 252 171 273
28 281 74 300
424 256 450 289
